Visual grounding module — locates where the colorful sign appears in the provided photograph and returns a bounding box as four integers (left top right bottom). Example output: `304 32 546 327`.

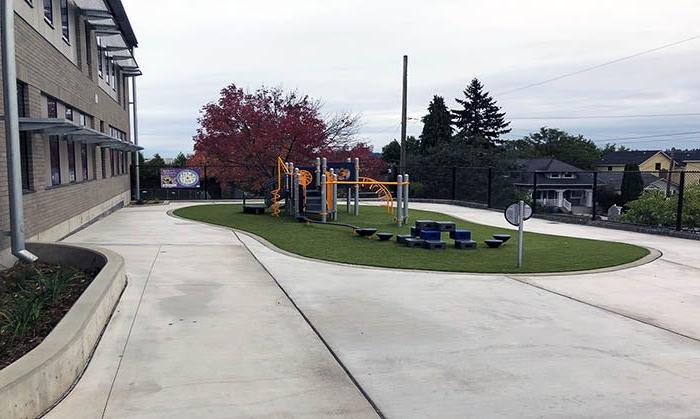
160 168 201 189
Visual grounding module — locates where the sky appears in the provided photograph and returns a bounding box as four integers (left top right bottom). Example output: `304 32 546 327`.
121 0 700 158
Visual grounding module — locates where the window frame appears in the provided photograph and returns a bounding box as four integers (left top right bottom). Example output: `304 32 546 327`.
59 0 69 42
43 0 53 26
67 140 76 182
17 82 28 118
47 97 58 118
49 136 61 186
65 106 73 121
20 132 33 192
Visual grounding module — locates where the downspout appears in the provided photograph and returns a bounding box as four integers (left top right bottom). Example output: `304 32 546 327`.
130 71 140 201
1 0 38 263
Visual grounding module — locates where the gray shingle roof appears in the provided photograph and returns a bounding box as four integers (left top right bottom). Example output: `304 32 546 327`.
595 150 662 166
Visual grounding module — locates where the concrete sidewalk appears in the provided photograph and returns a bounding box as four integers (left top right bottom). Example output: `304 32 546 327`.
46 205 377 419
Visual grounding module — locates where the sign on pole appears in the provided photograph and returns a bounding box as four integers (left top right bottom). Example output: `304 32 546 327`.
505 201 532 268
160 168 202 189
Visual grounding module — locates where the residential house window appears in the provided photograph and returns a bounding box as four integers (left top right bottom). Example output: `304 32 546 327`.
562 172 575 179
43 0 53 24
655 163 662 171
65 107 73 121
101 147 107 178
17 82 27 118
67 141 76 182
60 0 69 41
548 173 561 179
81 143 89 180
50 136 61 186
47 97 57 118
607 166 613 171
20 133 33 191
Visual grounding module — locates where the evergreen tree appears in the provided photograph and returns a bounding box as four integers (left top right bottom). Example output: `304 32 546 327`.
173 152 188 167
451 78 511 147
620 163 645 204
419 95 453 152
506 127 602 169
146 153 166 167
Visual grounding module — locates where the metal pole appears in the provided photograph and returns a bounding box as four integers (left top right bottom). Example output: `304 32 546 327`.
293 169 300 218
403 174 409 222
517 200 525 268
676 170 686 231
131 75 141 201
354 157 360 216
487 167 493 208
667 148 676 198
2 1 37 263
315 157 321 189
396 175 403 227
591 171 598 221
321 157 327 179
321 174 327 223
346 157 351 213
332 172 338 221
329 168 335 220
399 55 408 174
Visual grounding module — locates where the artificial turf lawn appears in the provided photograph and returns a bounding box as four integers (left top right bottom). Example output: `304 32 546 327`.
174 204 650 273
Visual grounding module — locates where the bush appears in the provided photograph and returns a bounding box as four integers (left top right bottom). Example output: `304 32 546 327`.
620 185 700 229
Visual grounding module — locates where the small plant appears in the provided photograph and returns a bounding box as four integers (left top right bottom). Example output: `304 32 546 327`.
0 294 44 341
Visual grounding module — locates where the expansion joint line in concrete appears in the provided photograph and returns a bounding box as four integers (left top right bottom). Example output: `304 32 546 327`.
505 275 700 345
100 244 164 419
232 231 386 419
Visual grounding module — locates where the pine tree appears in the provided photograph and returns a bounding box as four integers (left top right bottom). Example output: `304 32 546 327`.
419 95 453 153
451 78 511 147
620 163 645 204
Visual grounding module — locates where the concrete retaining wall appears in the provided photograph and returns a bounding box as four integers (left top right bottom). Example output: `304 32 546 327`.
0 243 126 419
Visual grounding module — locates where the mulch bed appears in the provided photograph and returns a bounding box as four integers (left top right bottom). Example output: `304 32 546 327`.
0 263 98 370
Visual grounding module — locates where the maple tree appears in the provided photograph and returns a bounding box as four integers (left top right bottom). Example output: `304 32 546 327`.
191 84 365 190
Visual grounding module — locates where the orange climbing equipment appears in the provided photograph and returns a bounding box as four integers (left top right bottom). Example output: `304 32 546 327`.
271 157 291 217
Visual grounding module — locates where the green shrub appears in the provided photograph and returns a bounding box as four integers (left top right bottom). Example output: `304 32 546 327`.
620 185 700 228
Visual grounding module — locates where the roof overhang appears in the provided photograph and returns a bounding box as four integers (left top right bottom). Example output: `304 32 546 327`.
19 118 143 151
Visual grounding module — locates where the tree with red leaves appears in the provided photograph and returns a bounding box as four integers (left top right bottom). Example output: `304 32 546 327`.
192 84 362 191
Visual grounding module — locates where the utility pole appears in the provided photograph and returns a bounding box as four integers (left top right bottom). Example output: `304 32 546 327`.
666 147 676 197
399 55 408 174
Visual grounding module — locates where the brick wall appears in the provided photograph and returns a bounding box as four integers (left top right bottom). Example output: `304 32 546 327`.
0 13 134 255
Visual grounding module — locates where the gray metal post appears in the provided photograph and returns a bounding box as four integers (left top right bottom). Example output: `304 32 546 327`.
321 174 327 223
131 76 141 201
403 174 409 222
396 175 403 227
346 158 351 213
329 169 335 220
293 168 300 217
321 157 327 179
2 1 37 263
400 55 408 174
315 157 321 188
517 200 525 268
332 172 338 221
354 158 360 216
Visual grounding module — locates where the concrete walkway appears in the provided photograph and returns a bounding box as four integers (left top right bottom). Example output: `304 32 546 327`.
47 202 700 418
46 204 377 419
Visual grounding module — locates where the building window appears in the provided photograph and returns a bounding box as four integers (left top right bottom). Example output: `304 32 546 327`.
91 145 97 179
549 172 561 179
655 162 662 171
67 141 76 182
60 0 69 41
97 42 104 78
20 133 33 191
50 136 61 186
105 56 111 85
562 172 575 179
110 149 116 175
17 82 27 118
47 97 57 118
111 61 116 89
101 147 107 178
81 143 89 180
99 120 105 132
607 166 613 171
65 107 73 121
79 113 86 126
43 0 53 24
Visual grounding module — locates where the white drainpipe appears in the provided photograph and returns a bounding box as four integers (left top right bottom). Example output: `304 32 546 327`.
2 0 37 263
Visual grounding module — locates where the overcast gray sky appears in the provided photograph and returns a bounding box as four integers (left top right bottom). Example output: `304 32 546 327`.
122 0 700 157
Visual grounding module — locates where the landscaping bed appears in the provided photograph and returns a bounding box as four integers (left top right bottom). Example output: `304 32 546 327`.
174 204 650 273
0 263 98 370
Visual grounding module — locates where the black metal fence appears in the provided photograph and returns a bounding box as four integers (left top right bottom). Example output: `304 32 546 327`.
132 163 700 234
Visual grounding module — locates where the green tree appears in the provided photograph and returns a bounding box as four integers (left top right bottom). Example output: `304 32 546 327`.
506 127 602 169
381 137 420 165
451 78 510 147
419 95 453 152
600 143 630 154
173 152 188 167
146 153 166 167
620 163 645 204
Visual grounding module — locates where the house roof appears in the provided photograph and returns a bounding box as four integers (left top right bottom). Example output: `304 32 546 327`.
595 150 664 166
675 150 700 163
516 158 584 173
597 172 677 191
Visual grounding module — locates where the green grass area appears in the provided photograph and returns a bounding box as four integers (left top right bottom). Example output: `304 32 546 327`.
174 204 650 273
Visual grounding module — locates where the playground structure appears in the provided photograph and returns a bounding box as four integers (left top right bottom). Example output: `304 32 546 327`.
268 156 411 227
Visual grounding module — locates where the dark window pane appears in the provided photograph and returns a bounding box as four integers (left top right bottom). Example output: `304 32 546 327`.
47 98 57 118
17 82 27 118
67 141 76 182
43 0 53 23
60 0 69 40
20 132 32 191
50 136 61 186
81 143 89 180
65 107 73 121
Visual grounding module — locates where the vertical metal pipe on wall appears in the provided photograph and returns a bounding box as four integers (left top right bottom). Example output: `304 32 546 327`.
131 74 141 201
1 1 37 263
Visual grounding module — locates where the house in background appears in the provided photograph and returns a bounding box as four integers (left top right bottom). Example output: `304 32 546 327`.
513 159 594 214
593 150 677 173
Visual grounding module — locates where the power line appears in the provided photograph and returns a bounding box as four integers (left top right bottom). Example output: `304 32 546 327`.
509 112 700 120
495 34 700 97
597 130 700 142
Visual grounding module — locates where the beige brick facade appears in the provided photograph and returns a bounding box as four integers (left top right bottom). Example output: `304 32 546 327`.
0 2 138 266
